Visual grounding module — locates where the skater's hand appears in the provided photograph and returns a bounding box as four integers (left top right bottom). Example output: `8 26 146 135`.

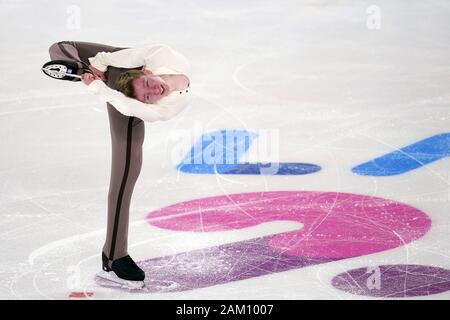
81 73 96 85
88 64 106 81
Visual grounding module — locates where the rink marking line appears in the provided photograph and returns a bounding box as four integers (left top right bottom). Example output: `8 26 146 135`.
0 102 97 117
353 132 450 184
352 133 450 176
0 156 108 175
32 261 56 300
28 219 149 266
0 90 87 103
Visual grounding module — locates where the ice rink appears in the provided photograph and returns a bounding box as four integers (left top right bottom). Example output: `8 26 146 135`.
1 0 449 299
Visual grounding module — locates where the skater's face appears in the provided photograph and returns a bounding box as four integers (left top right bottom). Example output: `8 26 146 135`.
132 73 170 104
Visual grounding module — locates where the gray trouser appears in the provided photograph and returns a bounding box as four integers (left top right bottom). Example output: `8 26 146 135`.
49 41 145 265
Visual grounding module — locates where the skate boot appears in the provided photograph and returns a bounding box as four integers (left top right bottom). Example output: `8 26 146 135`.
97 252 145 289
41 59 90 81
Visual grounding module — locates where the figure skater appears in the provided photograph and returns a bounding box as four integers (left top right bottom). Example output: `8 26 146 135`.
46 41 191 288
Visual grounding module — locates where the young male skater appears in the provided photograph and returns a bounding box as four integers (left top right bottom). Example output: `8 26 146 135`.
47 41 191 288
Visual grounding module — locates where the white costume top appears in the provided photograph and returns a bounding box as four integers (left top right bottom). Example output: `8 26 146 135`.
87 45 192 122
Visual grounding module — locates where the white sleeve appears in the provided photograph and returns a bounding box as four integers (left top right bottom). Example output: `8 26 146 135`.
88 45 190 76
87 80 191 122
88 45 163 72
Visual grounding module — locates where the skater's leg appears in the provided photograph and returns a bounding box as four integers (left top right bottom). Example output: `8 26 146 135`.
103 103 145 262
102 66 145 264
48 41 126 81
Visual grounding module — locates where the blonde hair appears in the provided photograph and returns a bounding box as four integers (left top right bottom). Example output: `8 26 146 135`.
115 70 145 98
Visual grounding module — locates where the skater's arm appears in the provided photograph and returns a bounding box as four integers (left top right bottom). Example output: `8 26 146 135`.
88 46 159 71
87 80 191 122
88 45 190 75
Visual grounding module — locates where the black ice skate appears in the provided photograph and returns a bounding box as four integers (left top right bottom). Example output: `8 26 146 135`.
97 252 145 289
41 59 91 81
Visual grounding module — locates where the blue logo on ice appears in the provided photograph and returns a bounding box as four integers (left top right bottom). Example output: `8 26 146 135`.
352 132 450 176
177 129 321 175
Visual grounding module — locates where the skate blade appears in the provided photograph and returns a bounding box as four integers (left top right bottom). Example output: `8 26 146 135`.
96 271 145 290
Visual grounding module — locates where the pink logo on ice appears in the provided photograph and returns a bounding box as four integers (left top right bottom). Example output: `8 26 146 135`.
96 191 432 293
147 191 431 259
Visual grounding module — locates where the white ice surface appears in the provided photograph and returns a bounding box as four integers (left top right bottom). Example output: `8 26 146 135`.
0 0 449 299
